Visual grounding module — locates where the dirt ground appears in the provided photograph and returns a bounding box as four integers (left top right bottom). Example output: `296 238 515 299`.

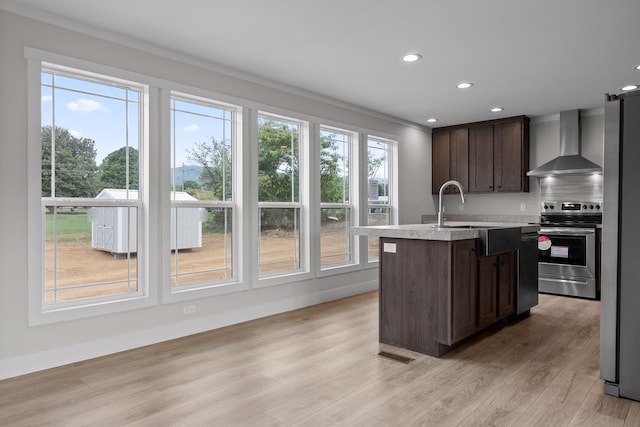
45 224 363 303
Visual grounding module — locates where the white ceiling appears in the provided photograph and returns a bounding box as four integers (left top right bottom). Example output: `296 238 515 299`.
4 0 640 127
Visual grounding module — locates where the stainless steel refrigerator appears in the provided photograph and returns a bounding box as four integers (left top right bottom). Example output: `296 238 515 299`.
601 90 640 400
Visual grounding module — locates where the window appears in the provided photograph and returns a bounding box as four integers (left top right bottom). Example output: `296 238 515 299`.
367 137 394 262
319 127 356 269
169 93 237 290
257 114 306 277
39 63 146 308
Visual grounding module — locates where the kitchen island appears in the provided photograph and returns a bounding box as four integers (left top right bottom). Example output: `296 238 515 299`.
351 222 539 358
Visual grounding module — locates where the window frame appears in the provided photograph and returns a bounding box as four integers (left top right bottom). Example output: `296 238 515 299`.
254 111 312 288
161 90 246 303
26 49 158 325
365 135 399 267
25 48 401 325
316 124 361 275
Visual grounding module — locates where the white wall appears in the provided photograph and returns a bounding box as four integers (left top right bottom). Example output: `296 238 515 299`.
0 10 431 378
428 112 604 217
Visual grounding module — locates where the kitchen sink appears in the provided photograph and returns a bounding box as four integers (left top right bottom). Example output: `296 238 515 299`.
431 224 521 255
476 227 521 255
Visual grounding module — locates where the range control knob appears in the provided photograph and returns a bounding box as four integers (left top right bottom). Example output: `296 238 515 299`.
590 205 594 209
550 205 554 209
596 204 601 210
583 205 588 209
543 204 549 209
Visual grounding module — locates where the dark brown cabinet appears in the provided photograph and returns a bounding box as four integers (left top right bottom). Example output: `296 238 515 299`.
497 251 515 318
477 252 516 328
451 239 477 342
477 255 499 329
431 128 468 194
469 124 495 192
431 129 450 194
494 120 529 192
379 236 517 357
432 116 529 194
379 237 455 356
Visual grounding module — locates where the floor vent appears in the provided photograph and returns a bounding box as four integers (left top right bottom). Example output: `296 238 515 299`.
377 351 414 364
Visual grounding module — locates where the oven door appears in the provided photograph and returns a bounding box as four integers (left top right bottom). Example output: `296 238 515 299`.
538 227 597 298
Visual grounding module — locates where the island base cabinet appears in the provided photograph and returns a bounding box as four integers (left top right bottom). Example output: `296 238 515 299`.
379 237 452 357
379 237 516 358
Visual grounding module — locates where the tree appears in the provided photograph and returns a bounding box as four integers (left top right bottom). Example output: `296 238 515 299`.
98 146 139 190
320 132 347 204
188 138 232 201
257 121 299 203
187 138 232 232
182 180 201 191
368 150 384 179
187 122 346 230
41 126 99 198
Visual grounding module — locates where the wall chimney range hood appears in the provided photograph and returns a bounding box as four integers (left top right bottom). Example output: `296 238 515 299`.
527 109 602 177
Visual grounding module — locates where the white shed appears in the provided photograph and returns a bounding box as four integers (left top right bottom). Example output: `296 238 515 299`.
91 189 202 254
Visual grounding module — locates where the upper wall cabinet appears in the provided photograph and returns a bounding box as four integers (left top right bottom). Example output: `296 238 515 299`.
432 116 530 194
432 127 468 194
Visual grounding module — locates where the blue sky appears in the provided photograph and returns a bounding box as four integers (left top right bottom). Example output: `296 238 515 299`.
41 72 230 166
41 71 386 184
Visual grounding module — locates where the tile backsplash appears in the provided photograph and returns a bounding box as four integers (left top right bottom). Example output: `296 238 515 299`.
539 174 603 203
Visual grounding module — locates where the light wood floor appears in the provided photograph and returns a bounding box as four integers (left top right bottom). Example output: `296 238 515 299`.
2 292 639 426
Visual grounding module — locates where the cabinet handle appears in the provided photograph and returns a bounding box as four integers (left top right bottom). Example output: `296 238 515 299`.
489 185 493 189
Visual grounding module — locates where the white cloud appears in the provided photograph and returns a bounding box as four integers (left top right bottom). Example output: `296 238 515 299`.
66 98 108 113
183 123 199 133
69 130 82 138
41 95 52 103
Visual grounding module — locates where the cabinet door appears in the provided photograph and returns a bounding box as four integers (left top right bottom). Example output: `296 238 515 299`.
451 240 477 343
432 129 451 194
495 120 527 192
477 255 499 329
469 124 495 192
497 252 515 318
449 128 469 194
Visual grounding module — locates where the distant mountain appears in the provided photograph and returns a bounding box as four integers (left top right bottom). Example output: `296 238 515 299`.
171 165 204 186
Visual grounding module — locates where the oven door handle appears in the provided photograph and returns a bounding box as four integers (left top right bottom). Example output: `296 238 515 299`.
539 228 595 235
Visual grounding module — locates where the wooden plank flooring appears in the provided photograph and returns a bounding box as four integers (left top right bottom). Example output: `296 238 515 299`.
1 292 640 426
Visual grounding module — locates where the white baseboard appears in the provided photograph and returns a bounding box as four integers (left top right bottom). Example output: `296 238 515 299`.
0 280 377 380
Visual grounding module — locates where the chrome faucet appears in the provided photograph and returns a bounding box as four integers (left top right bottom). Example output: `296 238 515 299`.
437 180 466 227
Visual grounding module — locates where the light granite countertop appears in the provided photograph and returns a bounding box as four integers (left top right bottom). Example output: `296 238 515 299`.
350 221 540 241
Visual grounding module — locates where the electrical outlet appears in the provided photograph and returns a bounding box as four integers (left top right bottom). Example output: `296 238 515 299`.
520 203 526 212
183 305 196 315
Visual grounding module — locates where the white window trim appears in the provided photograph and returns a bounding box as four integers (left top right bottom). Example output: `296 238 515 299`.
161 89 247 304
25 47 401 322
364 134 399 269
254 111 313 288
26 50 158 325
315 124 361 277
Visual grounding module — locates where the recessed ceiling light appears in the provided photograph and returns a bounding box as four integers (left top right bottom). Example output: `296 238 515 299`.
490 107 504 112
427 118 438 123
456 82 473 89
621 84 639 91
402 53 422 63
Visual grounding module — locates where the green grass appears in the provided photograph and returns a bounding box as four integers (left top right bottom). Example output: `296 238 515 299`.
45 209 92 239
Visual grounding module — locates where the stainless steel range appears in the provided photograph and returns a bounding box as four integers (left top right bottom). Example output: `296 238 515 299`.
538 201 602 299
